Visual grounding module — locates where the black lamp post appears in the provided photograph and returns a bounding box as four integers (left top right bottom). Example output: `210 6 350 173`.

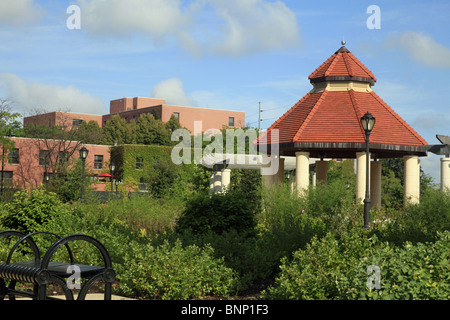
361 112 376 229
79 146 89 201
109 162 115 193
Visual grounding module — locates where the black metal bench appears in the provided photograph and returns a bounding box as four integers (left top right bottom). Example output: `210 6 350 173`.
0 230 116 300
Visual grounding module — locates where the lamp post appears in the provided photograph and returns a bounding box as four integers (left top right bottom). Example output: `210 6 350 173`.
109 162 115 193
79 146 89 202
360 112 376 229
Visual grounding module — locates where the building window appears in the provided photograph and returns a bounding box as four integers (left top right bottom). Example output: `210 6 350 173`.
39 150 50 166
8 149 19 165
72 119 83 128
136 157 144 170
0 171 13 185
94 155 104 170
139 177 148 191
58 151 69 165
228 117 235 127
173 112 180 120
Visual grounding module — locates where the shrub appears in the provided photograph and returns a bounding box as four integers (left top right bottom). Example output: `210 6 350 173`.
118 240 238 300
349 231 450 300
1 189 63 234
376 188 450 244
175 189 257 236
264 228 450 300
262 228 376 300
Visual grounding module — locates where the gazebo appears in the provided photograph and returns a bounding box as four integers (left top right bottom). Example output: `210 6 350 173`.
256 42 429 207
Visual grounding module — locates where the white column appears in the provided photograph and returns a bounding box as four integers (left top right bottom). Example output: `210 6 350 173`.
209 172 215 195
221 169 231 193
213 170 222 193
404 155 420 205
441 157 450 192
311 172 317 188
316 160 328 185
295 151 310 195
370 161 382 209
356 152 370 204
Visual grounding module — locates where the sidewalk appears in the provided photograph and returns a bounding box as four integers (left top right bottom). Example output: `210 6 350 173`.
8 294 135 300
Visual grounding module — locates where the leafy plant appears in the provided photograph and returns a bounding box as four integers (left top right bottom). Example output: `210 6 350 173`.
175 189 257 236
1 189 63 234
118 240 238 300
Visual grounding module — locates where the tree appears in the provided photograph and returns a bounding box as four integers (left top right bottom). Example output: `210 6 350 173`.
76 120 105 145
166 114 183 132
103 115 136 145
0 98 23 137
0 98 23 158
135 113 171 146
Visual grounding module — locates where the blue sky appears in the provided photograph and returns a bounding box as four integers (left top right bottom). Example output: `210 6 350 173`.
0 0 449 182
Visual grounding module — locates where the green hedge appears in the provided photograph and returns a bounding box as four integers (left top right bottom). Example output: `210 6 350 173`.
110 144 201 198
263 229 450 300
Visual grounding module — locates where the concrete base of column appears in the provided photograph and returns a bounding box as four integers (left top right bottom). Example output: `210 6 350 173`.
262 157 284 189
441 157 450 192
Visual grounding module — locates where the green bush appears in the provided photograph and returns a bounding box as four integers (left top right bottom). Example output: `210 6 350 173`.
376 188 450 244
1 189 63 234
263 228 450 300
118 240 238 300
262 228 376 300
349 231 450 300
175 189 257 236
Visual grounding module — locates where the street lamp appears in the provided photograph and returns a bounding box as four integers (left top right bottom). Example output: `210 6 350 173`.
109 162 115 193
79 146 89 201
361 111 376 229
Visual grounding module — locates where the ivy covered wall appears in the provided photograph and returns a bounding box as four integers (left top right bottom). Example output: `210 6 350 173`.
110 144 210 197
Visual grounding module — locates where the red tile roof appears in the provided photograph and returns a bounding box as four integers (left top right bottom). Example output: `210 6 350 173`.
257 46 427 149
309 46 377 83
259 89 427 147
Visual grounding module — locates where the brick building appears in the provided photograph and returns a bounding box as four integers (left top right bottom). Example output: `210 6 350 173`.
0 137 110 191
24 97 246 133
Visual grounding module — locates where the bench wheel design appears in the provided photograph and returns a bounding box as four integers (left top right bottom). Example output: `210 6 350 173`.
0 231 116 300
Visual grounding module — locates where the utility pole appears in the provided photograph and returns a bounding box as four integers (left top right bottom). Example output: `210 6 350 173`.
258 102 261 132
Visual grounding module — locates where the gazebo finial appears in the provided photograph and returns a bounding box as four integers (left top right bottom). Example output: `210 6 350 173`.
341 37 346 46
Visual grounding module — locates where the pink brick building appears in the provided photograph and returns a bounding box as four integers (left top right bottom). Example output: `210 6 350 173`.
24 97 246 133
1 137 110 190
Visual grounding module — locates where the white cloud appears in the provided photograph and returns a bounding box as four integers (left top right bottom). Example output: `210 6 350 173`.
208 0 302 56
0 73 106 115
0 0 43 26
76 0 190 40
75 0 301 57
151 78 196 106
385 31 450 68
